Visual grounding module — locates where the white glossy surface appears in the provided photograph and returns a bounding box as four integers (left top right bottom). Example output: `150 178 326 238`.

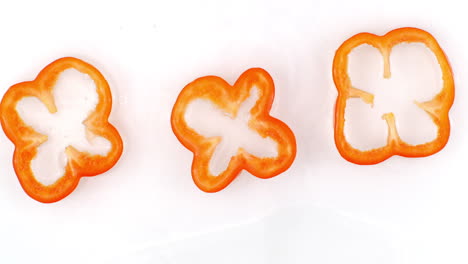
0 0 465 263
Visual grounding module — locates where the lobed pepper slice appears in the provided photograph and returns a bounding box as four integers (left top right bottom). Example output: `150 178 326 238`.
0 57 123 203
171 68 296 192
333 27 454 165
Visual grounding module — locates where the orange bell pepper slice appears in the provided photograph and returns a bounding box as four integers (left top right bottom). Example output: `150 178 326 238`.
0 57 123 203
333 27 454 165
171 68 296 192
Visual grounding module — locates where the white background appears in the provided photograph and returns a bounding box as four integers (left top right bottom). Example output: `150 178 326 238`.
0 0 466 263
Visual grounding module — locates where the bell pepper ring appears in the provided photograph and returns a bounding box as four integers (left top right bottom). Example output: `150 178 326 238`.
0 57 123 203
171 68 297 192
333 27 454 165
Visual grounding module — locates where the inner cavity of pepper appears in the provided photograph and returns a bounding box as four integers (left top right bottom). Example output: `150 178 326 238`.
344 43 443 151
16 69 111 186
184 87 278 176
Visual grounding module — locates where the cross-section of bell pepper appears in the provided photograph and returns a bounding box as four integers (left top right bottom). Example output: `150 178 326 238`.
171 68 296 192
0 57 123 203
333 27 454 165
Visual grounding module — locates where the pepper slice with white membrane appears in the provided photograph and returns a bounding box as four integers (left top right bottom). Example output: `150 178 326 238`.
0 57 123 203
333 28 454 165
171 68 296 192
16 69 111 186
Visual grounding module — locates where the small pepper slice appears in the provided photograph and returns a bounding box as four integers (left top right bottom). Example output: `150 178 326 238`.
333 27 454 165
0 57 123 203
171 68 296 192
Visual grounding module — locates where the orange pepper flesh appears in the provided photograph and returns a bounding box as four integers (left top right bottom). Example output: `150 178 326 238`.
333 27 454 165
0 57 123 203
171 68 296 192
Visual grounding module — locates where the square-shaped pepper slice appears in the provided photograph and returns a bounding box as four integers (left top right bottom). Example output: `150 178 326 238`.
333 27 454 165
